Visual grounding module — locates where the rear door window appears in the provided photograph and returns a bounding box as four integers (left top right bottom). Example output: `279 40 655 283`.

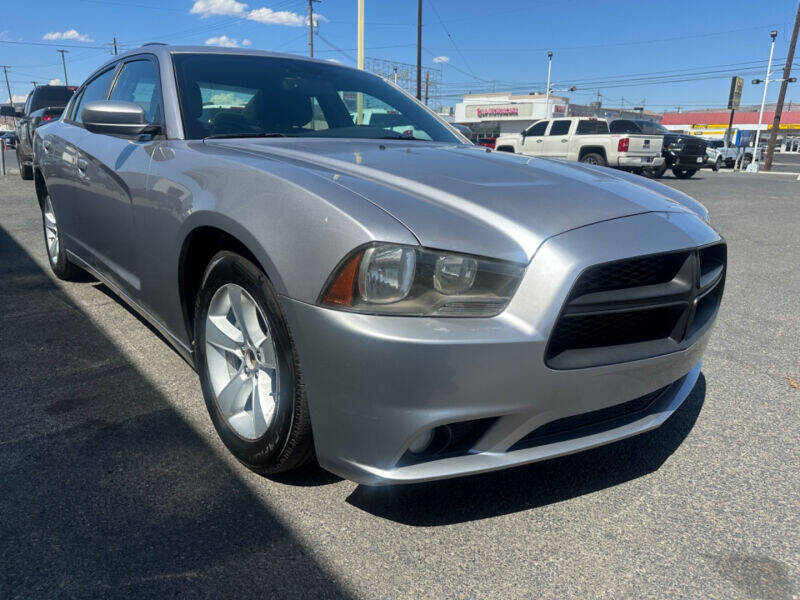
548 120 571 136
576 120 609 135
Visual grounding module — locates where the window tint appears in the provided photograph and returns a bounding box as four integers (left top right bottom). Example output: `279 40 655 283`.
526 121 548 136
110 59 161 123
172 53 459 142
30 87 75 113
576 119 609 135
73 68 117 124
609 120 638 134
634 120 670 135
548 120 570 136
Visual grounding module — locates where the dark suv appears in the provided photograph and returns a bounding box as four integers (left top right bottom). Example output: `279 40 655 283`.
15 85 76 179
610 119 707 179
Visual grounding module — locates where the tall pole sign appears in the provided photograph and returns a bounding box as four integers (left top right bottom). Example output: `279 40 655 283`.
724 76 743 145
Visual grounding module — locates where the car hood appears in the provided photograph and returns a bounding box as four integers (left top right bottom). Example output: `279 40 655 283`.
209 139 705 263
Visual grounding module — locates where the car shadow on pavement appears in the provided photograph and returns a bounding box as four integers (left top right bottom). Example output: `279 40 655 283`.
346 376 705 527
0 225 353 599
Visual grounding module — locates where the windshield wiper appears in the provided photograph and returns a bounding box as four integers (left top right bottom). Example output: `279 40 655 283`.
204 132 288 140
376 135 428 141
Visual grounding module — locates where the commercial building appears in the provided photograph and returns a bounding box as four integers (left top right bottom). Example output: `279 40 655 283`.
661 108 800 137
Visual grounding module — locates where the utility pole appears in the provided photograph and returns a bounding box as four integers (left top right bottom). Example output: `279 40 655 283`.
752 30 778 166
57 49 69 86
31 81 38 88
416 0 422 100
113 37 118 56
2 66 14 114
765 2 800 170
544 51 552 118
393 66 398 85
307 0 320 58
424 70 430 105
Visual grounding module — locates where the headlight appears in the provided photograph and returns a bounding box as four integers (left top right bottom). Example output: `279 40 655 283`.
319 243 525 317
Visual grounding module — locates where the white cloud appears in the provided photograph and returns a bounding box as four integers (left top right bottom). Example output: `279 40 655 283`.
190 1 326 28
42 29 94 42
4 94 27 105
190 0 247 17
241 38 252 46
49 78 64 85
205 35 242 47
432 56 450 64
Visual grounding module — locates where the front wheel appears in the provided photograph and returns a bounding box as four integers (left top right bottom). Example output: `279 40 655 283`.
672 168 697 179
714 156 722 171
580 152 606 167
194 252 314 474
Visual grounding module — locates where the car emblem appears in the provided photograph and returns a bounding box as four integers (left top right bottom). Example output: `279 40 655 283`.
644 140 650 148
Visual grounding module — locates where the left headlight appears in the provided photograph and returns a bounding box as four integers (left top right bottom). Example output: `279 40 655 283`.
319 243 525 317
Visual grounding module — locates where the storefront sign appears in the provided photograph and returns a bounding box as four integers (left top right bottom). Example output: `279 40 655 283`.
476 106 519 117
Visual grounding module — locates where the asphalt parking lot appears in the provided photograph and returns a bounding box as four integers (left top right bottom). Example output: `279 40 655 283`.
1 164 798 599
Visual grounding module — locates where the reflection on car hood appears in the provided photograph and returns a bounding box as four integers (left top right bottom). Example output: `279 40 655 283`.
209 139 703 263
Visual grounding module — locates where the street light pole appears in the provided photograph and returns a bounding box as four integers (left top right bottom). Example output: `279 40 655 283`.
545 51 553 119
752 31 778 166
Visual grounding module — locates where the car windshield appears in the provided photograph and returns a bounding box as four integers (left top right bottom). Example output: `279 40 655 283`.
635 120 671 135
172 53 461 143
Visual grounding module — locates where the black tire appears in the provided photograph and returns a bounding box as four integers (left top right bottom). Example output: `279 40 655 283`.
17 148 33 180
580 152 606 166
194 251 314 474
743 153 753 166
672 168 697 179
42 193 84 281
713 156 722 171
642 163 667 179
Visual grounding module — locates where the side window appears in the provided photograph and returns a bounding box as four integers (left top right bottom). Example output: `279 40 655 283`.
73 68 117 125
110 59 162 123
576 120 610 135
527 120 548 136
549 120 571 136
609 120 637 134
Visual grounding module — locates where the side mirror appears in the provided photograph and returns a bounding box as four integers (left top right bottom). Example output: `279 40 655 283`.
81 100 159 137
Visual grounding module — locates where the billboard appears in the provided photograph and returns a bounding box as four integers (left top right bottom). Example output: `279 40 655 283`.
727 76 744 110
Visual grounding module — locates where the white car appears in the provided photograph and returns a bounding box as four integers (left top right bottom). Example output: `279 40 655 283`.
706 139 761 169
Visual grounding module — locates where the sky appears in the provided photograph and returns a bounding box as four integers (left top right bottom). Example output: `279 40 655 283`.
2 0 799 113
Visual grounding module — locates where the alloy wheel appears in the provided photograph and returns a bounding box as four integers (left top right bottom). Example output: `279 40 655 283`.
43 195 59 263
204 283 279 440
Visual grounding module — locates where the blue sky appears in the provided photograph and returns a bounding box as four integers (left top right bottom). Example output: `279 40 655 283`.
2 0 798 112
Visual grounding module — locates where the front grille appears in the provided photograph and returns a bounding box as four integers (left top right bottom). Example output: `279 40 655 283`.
546 243 726 369
682 138 706 155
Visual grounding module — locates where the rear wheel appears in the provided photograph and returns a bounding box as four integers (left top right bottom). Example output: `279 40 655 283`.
642 163 667 179
42 194 84 280
17 148 33 180
672 168 697 179
194 251 314 474
580 152 606 166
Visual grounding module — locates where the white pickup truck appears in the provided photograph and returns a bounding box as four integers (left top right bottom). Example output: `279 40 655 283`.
494 117 664 172
705 139 761 169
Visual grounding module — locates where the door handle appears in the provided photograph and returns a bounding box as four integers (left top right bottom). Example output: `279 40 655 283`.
561 139 568 143
77 157 88 176
536 139 543 143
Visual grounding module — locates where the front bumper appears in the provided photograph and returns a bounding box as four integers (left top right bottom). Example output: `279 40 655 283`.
282 211 722 485
672 154 708 168
617 155 665 169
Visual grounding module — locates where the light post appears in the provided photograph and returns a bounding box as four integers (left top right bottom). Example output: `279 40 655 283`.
751 30 778 168
544 51 553 119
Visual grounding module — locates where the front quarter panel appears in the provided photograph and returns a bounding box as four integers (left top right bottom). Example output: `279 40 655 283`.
140 141 418 344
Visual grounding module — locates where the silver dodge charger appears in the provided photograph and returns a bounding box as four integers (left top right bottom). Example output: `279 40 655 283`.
33 45 725 484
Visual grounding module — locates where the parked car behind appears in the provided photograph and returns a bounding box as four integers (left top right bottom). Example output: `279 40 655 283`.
609 120 707 179
15 85 75 180
706 139 760 169
33 45 724 485
1 130 17 149
494 117 664 174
